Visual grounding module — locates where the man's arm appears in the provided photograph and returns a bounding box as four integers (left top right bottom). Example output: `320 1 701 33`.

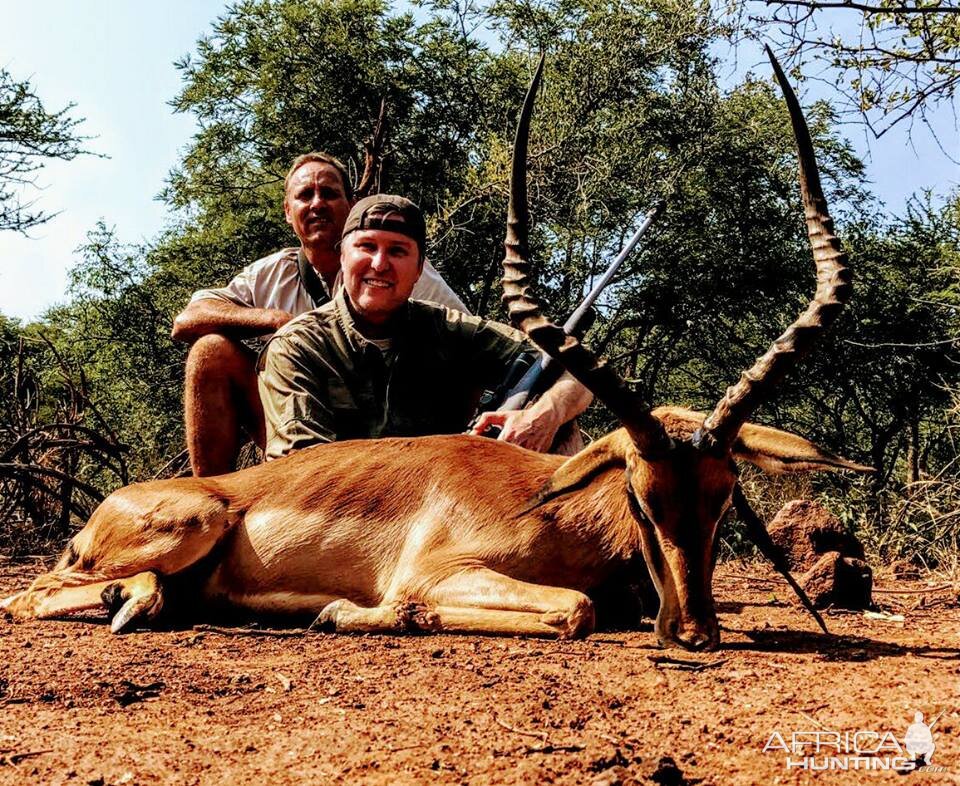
257 333 337 459
171 299 293 344
447 310 592 452
470 371 592 452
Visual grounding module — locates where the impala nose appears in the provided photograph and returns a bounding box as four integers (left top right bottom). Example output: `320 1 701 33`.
674 628 716 651
666 614 720 651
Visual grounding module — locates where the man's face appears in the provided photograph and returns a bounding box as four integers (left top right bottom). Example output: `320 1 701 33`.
341 229 423 324
283 162 351 249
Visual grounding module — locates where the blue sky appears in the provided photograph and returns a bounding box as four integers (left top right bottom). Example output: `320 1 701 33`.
0 1 957 322
0 1 224 321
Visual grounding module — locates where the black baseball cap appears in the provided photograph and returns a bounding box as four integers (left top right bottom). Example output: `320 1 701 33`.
341 194 426 253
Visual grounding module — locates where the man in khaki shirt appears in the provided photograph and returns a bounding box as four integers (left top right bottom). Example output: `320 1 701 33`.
259 195 592 458
171 153 467 476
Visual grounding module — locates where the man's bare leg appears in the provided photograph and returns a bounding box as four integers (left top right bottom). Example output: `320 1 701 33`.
184 334 265 477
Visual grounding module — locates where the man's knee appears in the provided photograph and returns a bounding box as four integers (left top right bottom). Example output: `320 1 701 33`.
185 334 254 382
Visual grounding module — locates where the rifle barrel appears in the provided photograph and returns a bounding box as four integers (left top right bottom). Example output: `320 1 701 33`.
562 199 666 334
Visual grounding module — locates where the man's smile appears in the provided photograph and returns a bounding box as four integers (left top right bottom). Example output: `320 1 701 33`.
362 278 394 289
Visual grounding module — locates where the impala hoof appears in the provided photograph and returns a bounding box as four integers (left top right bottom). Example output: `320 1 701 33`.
102 574 164 634
315 599 348 631
673 630 718 652
542 595 595 639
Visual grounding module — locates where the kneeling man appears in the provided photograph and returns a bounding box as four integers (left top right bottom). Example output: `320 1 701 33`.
259 195 591 457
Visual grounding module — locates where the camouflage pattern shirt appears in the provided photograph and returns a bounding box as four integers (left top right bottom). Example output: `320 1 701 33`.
258 290 534 459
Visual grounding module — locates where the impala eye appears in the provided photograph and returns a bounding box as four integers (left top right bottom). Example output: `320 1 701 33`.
637 497 661 524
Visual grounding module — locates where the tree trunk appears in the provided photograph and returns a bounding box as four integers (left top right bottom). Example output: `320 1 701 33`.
905 415 920 485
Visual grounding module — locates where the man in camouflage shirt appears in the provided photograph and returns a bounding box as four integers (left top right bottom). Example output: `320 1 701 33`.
259 194 591 458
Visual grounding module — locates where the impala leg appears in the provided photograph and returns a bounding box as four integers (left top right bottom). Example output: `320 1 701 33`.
316 599 441 634
319 569 594 639
421 568 596 639
2 570 163 633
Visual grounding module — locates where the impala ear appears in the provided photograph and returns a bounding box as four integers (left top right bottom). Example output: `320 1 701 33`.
650 406 871 474
733 422 873 474
520 430 634 513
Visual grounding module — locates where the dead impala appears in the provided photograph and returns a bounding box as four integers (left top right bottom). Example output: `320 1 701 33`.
1 50 870 650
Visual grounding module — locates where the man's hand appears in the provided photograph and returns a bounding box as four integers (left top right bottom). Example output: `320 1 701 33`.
469 369 592 454
470 407 561 453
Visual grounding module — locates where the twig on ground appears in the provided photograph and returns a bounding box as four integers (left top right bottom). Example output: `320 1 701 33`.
863 610 906 623
0 749 53 766
598 733 639 748
192 624 304 638
522 743 585 755
797 710 828 729
387 742 430 753
647 655 727 672
585 638 627 646
494 715 548 744
493 712 586 753
873 584 953 594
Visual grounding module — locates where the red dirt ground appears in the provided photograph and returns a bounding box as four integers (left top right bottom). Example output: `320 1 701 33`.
0 560 957 786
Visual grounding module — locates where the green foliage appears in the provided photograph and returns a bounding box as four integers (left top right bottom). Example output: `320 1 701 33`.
728 0 960 137
0 67 89 234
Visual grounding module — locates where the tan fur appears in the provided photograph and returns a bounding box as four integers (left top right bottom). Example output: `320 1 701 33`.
2 408 868 649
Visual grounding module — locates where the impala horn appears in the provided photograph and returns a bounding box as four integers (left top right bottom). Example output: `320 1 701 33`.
501 54 672 457
693 47 853 454
353 97 389 200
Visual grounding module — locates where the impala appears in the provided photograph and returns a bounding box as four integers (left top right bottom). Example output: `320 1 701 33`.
1 50 870 650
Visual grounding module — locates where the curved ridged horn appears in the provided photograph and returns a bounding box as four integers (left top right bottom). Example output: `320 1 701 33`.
693 47 853 454
501 54 672 456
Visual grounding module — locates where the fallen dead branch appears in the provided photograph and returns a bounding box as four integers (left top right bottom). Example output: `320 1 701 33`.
863 610 905 623
492 713 587 755
493 715 548 744
387 742 431 753
647 656 728 672
796 710 828 730
522 743 585 755
873 584 954 594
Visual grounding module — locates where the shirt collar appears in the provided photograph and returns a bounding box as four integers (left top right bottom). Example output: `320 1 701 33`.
333 289 412 354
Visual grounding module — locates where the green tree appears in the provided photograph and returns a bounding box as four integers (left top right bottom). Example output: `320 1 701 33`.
728 1 960 138
0 67 88 234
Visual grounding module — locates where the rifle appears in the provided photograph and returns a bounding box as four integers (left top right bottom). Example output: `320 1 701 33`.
476 198 666 424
